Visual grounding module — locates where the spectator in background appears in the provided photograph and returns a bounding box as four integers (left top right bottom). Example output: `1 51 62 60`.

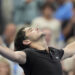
67 2 75 44
72 0 75 3
61 3 75 44
46 0 58 10
2 0 13 24
1 23 16 49
61 20 75 44
58 2 75 49
0 57 11 75
14 0 43 25
32 3 61 48
54 0 73 21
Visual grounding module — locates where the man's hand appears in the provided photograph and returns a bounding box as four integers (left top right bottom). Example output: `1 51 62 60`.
63 42 75 59
62 55 75 72
0 46 26 64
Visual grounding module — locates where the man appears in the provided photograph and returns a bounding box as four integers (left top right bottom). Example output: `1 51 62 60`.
0 27 75 75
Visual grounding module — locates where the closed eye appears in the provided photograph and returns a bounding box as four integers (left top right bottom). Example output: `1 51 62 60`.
28 28 33 32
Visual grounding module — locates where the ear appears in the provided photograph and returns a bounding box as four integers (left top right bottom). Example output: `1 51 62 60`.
23 40 31 45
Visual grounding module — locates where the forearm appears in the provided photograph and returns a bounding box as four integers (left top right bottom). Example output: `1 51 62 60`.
62 55 75 72
0 46 18 62
63 42 75 59
0 46 26 64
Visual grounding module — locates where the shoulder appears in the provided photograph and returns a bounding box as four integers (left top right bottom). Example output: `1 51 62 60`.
21 48 38 64
49 47 62 52
22 48 38 57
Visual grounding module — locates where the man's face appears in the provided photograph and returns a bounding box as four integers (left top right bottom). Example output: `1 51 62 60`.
23 27 44 41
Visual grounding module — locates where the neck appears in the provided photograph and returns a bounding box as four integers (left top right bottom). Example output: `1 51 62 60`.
30 37 49 51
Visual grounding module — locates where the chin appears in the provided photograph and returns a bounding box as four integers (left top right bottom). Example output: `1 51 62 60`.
40 33 45 38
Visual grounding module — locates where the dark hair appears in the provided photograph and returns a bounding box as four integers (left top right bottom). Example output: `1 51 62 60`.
41 2 55 11
14 27 30 51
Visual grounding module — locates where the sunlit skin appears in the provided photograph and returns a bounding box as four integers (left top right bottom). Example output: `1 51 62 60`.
23 27 49 51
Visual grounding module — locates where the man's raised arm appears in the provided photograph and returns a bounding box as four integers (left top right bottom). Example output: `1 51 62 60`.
63 41 75 59
0 46 26 64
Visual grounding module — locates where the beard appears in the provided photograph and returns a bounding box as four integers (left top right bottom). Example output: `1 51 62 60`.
29 31 46 42
33 33 46 42
40 33 45 38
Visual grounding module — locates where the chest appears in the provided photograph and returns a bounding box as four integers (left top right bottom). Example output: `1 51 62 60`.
32 52 61 69
30 52 62 75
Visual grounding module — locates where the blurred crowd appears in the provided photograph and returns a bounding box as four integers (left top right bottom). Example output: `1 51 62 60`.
0 0 75 75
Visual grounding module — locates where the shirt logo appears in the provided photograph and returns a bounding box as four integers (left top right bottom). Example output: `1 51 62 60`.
56 56 59 59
